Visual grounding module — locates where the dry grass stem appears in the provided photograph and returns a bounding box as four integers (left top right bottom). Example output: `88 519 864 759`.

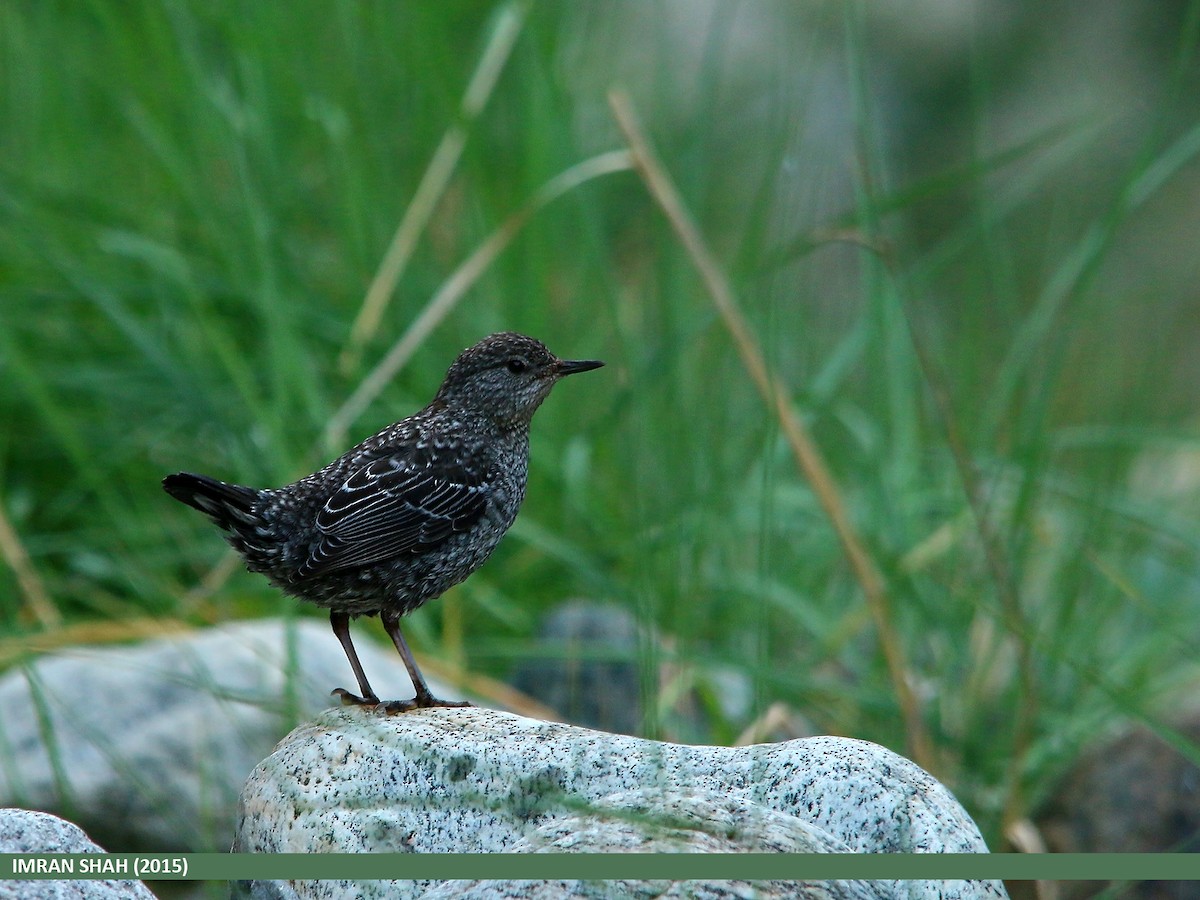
185 549 243 614
0 491 60 629
325 149 633 450
608 88 934 771
0 617 192 668
734 701 799 747
338 0 531 374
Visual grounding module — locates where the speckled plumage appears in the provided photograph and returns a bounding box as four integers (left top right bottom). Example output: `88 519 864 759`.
163 332 603 711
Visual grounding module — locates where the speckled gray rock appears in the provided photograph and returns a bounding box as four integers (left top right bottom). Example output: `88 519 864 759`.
235 707 1007 900
0 808 154 899
0 618 454 851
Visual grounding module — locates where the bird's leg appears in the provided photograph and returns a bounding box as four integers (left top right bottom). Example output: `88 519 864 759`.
380 608 471 713
329 610 382 706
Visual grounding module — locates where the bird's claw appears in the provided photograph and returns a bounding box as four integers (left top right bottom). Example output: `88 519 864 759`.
332 687 381 707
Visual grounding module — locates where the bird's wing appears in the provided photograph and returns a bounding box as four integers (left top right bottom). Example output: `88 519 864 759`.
297 451 491 577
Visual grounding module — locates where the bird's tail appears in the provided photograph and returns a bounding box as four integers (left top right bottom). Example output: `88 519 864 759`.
162 472 264 535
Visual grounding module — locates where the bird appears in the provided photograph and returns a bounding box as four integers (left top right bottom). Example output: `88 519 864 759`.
163 332 604 713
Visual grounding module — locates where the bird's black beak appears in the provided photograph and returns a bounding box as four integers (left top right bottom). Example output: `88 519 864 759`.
556 358 605 377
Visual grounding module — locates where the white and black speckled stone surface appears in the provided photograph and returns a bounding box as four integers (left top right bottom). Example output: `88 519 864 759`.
0 808 154 899
234 707 1008 900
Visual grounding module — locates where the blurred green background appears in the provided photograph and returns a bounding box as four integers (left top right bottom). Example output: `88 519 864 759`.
3 0 1200 852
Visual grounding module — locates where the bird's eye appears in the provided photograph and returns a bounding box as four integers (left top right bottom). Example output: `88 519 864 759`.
506 358 529 374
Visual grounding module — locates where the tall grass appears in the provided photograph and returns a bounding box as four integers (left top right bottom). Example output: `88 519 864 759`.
2 0 1200 850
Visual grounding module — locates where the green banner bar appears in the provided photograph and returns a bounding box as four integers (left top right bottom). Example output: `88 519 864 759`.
1 853 1199 882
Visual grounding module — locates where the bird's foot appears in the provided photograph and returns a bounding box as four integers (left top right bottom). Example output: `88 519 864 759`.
333 687 471 714
332 687 382 707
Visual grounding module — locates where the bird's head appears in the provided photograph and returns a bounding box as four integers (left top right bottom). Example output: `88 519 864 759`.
435 332 604 426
